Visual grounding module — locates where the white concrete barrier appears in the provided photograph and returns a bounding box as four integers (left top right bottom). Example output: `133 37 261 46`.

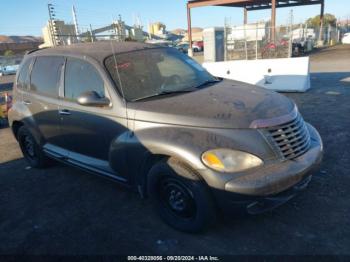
203 57 310 92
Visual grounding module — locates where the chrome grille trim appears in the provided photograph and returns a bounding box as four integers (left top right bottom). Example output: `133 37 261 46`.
262 114 311 160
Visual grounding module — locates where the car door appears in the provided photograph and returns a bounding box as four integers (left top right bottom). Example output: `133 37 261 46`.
23 55 68 157
59 57 128 179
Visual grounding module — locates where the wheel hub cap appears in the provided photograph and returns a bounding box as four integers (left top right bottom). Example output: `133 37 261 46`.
160 178 196 219
169 189 186 211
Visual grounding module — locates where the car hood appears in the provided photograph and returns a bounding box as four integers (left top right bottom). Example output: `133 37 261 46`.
127 80 295 129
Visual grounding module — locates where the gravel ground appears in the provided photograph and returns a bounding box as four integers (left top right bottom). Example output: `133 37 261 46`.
0 45 349 256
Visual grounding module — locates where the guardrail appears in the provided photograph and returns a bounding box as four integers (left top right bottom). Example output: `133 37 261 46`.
203 57 310 92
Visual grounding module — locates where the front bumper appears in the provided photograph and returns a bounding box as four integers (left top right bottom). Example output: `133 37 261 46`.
224 123 323 196
205 123 323 213
212 174 313 215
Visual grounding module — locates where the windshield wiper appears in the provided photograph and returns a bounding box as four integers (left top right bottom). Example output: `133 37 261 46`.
131 79 221 102
191 79 222 89
132 89 193 102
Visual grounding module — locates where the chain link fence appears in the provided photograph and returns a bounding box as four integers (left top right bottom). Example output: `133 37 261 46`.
224 22 293 60
224 20 343 61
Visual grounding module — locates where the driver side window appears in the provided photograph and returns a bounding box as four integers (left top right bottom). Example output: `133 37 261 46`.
64 58 105 101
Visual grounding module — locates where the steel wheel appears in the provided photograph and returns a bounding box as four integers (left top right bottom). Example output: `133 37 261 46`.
20 131 37 161
23 135 35 159
159 177 197 219
17 126 52 168
148 158 217 232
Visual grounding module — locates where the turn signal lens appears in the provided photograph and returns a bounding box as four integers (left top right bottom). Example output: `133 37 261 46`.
202 152 225 170
202 149 263 173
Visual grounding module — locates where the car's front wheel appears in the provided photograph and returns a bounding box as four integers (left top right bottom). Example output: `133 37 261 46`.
17 126 51 168
148 158 216 233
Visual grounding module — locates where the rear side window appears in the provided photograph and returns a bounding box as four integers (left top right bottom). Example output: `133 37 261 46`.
17 58 32 90
30 56 65 96
64 58 105 101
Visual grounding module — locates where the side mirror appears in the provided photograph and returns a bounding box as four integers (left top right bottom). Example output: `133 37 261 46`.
77 91 110 107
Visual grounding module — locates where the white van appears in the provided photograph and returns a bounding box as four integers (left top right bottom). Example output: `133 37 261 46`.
342 33 350 44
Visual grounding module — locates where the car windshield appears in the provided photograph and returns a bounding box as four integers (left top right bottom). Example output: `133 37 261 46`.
105 48 217 101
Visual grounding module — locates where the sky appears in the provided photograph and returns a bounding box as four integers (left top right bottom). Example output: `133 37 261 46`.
1 0 349 36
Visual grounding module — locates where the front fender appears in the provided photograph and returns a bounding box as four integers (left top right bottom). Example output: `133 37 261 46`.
122 121 275 186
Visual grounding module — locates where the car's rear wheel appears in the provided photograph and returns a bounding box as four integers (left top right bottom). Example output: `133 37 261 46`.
17 126 51 168
148 158 216 233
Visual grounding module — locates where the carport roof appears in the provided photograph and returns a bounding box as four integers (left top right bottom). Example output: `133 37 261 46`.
188 0 323 11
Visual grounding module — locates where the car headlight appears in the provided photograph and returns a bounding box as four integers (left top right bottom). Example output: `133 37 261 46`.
201 149 263 173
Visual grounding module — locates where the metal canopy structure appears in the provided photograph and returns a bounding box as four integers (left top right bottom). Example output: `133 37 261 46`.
188 0 323 10
186 0 325 51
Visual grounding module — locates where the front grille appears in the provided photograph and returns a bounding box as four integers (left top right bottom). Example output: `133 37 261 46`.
263 114 311 160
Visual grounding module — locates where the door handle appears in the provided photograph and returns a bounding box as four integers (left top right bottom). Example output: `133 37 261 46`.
23 100 31 105
58 109 71 115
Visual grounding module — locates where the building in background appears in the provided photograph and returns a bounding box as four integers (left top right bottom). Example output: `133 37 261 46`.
128 26 144 42
182 27 203 42
148 22 166 36
227 22 267 42
171 28 187 37
40 20 76 48
111 18 127 41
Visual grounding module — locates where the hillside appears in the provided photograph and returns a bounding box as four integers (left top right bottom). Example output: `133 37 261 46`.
170 27 203 35
0 35 42 43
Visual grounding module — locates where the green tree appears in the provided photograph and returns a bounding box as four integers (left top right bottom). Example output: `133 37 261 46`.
81 31 93 43
306 13 337 28
3 50 15 56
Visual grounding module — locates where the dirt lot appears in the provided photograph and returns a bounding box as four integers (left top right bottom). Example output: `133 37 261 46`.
0 45 349 256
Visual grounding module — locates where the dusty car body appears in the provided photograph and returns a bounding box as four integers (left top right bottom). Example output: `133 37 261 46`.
8 41 323 232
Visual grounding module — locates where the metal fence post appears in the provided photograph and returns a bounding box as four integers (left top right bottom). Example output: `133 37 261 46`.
255 23 258 59
224 18 227 61
288 10 293 58
244 24 248 60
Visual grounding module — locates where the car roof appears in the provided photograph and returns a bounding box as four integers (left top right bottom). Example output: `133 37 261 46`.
27 41 159 64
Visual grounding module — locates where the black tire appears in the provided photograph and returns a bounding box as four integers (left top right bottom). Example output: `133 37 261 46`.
17 126 51 168
148 158 216 233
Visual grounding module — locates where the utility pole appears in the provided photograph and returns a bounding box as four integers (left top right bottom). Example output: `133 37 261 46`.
48 3 59 46
318 0 325 46
112 20 118 40
224 17 228 61
89 24 94 42
288 9 294 58
48 3 56 46
72 5 80 42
